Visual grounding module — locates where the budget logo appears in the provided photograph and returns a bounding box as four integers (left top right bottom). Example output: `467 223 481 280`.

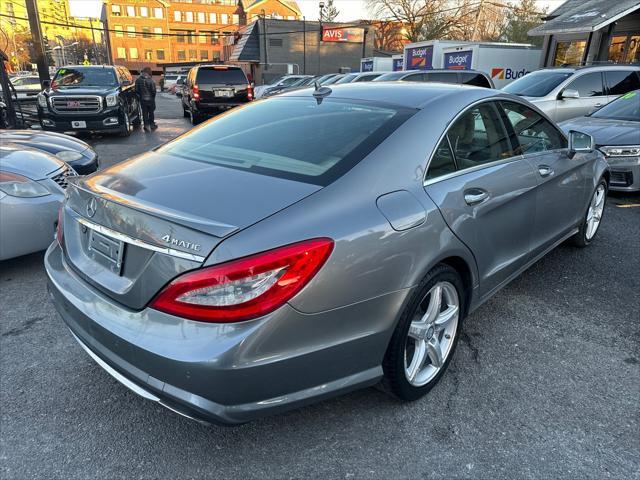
491 68 505 79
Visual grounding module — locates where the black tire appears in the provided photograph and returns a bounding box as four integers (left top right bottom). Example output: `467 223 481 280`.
570 177 608 248
381 264 465 401
132 102 142 127
189 107 201 125
118 111 131 137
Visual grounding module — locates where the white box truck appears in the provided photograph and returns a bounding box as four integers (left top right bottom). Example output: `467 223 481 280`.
391 54 403 71
360 57 393 72
441 43 541 88
403 40 472 70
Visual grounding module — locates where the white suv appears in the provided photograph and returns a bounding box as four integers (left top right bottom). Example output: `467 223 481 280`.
502 65 640 122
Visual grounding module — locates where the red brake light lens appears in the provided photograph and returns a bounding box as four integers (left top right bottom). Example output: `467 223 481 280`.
247 84 254 100
150 238 334 323
193 84 200 99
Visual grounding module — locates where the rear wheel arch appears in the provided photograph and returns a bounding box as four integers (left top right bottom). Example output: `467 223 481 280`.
438 256 473 317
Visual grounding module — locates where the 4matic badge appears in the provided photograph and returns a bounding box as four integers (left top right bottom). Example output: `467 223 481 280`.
161 234 202 252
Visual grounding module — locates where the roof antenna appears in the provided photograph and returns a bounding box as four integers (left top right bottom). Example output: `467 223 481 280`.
313 81 332 103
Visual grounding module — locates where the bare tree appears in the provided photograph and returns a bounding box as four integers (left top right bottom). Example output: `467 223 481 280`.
320 0 340 22
360 20 406 51
365 0 473 42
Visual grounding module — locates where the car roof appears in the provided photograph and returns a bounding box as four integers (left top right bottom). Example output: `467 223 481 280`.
537 65 640 73
280 82 498 109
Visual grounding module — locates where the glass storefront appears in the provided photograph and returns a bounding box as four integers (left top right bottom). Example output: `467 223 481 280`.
554 40 587 66
608 34 640 63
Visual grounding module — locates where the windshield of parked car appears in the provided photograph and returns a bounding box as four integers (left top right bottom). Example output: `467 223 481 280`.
590 90 640 122
52 68 118 88
374 72 410 81
158 97 414 185
503 70 573 97
336 74 358 84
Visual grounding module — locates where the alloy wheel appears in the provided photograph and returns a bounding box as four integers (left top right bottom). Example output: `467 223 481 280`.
585 183 605 240
404 281 459 387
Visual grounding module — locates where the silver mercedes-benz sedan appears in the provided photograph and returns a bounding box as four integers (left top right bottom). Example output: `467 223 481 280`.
45 83 609 424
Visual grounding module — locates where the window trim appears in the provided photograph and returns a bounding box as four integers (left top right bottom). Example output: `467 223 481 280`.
423 97 568 186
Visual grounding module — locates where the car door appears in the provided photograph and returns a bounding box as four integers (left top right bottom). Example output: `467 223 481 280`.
555 71 606 122
499 100 589 254
424 101 539 298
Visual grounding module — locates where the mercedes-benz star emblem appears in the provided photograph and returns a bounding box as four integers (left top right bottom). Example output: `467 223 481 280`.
86 197 98 218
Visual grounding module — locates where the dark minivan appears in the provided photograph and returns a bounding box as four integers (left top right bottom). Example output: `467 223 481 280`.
37 65 142 137
181 65 253 124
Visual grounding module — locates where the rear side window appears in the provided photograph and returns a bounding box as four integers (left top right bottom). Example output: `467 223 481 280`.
566 72 604 97
158 98 415 185
403 73 425 82
500 101 567 154
446 103 512 170
426 138 456 180
196 67 247 84
461 73 491 88
356 74 379 82
427 72 457 84
605 70 640 95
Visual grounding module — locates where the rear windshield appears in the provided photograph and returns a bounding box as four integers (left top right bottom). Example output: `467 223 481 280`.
503 70 572 97
53 67 117 87
158 97 414 185
196 67 247 84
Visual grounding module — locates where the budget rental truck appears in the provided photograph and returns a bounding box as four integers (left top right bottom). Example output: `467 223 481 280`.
441 43 541 88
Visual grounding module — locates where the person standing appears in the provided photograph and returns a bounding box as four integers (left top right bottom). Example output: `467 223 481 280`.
135 67 157 132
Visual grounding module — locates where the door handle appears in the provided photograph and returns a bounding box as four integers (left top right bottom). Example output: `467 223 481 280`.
538 165 554 177
464 188 489 206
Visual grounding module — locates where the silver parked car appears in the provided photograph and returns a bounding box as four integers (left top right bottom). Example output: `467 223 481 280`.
0 144 75 260
560 90 640 192
503 65 640 122
46 83 609 425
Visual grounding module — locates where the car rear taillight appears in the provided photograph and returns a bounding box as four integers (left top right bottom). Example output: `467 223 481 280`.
193 84 200 100
56 205 64 247
150 238 333 323
247 84 254 100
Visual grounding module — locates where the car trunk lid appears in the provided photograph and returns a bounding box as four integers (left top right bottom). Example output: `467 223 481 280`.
196 67 250 103
62 151 320 309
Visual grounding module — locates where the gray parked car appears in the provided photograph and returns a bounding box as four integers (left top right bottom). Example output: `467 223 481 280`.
45 83 609 425
503 65 640 123
0 144 75 260
560 90 640 192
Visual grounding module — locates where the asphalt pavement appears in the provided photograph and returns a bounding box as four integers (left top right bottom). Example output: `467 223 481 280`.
1 93 639 479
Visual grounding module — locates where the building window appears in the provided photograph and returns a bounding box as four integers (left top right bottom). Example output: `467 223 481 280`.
232 14 239 24
116 47 126 59
144 49 153 60
140 6 149 17
185 11 194 23
213 50 220 61
197 12 205 23
189 49 197 60
209 13 217 23
156 49 165 60
126 26 135 38
269 38 283 47
129 47 139 59
126 5 135 17
198 33 207 44
200 50 208 60
114 25 123 38
154 7 163 19
187 32 195 44
608 35 640 64
554 40 586 66
111 5 121 16
211 32 219 45
287 16 295 20
142 27 151 39
177 50 186 61
154 27 163 39
220 13 228 24
174 11 182 22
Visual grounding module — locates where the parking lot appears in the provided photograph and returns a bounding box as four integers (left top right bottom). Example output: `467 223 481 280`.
1 93 639 479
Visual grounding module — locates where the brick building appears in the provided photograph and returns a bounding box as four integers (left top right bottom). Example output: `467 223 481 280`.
102 0 301 74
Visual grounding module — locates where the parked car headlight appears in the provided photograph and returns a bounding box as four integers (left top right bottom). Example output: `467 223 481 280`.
105 94 118 107
55 150 84 162
37 94 47 108
0 171 50 197
599 146 640 157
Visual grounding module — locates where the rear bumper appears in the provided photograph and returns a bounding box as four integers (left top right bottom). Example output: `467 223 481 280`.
45 242 409 424
193 101 248 114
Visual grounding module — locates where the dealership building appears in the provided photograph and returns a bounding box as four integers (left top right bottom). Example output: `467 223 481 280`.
227 19 376 83
529 0 640 66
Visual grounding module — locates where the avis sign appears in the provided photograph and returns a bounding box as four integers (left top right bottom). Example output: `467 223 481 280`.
322 27 365 43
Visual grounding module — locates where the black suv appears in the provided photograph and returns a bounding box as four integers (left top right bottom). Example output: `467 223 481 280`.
374 69 495 88
181 65 253 124
38 65 142 136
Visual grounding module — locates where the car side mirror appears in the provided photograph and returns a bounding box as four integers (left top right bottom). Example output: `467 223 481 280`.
561 88 579 100
567 130 594 158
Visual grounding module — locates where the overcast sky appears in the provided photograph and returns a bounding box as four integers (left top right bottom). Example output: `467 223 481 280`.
69 0 567 21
